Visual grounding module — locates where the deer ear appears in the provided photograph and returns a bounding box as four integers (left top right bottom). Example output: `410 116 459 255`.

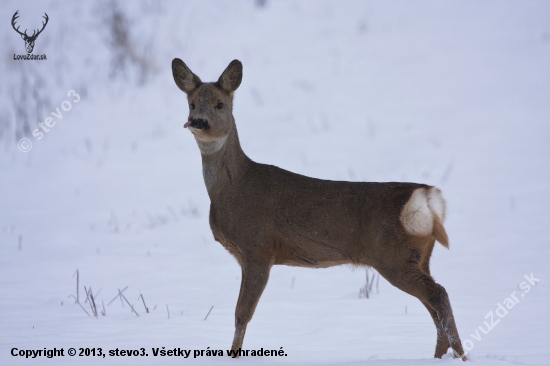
172 58 201 94
218 60 242 93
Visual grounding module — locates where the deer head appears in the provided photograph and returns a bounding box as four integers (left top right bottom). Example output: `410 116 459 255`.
12 11 49 54
172 58 242 154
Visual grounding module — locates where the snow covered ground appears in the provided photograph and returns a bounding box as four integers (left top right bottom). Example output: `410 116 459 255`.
1 1 549 365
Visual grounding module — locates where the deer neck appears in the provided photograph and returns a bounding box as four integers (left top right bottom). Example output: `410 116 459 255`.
198 124 249 197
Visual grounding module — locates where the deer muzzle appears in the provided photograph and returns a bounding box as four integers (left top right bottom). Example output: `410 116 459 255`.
184 119 210 130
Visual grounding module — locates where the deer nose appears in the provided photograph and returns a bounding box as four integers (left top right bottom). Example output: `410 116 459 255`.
184 118 210 130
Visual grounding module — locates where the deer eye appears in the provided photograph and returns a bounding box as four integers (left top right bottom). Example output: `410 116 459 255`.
190 103 195 110
215 102 224 110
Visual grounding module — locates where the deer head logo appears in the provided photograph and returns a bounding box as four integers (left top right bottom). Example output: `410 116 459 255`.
12 11 49 54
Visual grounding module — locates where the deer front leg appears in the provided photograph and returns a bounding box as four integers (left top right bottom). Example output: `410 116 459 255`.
231 258 271 353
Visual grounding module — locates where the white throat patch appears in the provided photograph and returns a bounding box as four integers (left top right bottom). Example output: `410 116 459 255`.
195 136 227 155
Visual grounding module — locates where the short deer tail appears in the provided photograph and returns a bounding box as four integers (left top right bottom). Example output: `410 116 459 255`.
400 187 450 248
432 215 449 248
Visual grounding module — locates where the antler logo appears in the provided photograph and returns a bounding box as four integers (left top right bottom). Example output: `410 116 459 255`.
12 10 49 54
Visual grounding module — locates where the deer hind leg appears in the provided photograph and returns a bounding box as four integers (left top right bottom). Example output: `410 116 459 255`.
417 240 451 358
420 300 451 358
376 249 466 360
424 280 465 360
231 258 271 353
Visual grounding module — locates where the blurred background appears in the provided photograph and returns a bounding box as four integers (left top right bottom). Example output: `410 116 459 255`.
1 1 549 365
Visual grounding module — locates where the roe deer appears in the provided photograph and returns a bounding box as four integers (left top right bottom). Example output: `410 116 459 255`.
172 58 466 360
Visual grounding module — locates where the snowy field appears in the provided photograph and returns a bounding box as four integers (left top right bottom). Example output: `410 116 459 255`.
1 1 549 365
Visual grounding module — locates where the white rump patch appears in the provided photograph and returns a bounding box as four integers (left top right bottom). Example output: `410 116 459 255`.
400 187 446 236
427 187 446 222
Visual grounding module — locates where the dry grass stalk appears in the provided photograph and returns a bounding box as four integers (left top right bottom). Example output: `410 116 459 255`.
72 269 79 303
204 306 214 321
138 294 149 313
119 291 138 316
107 286 128 306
